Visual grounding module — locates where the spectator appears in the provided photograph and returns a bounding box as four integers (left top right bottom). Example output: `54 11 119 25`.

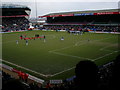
74 60 99 90
109 55 120 90
2 79 28 90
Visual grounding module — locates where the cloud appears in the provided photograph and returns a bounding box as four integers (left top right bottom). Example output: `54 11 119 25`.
2 0 120 2
1 0 119 17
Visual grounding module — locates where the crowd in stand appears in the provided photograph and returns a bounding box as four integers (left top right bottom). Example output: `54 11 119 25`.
2 55 120 90
2 17 29 32
1 17 119 33
38 25 119 32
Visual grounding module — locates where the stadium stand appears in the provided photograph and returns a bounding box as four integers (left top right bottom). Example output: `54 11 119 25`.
38 9 120 33
1 4 31 32
41 9 120 24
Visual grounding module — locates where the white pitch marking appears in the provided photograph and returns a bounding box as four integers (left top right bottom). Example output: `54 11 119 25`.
0 59 47 77
48 50 120 76
100 43 118 51
1 49 119 78
50 51 93 60
93 50 120 61
49 37 113 52
51 66 75 77
1 37 117 77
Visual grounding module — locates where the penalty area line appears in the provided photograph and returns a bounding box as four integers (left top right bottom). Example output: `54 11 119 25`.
49 50 120 77
51 50 120 77
49 51 93 61
51 66 75 77
93 50 120 61
49 37 113 52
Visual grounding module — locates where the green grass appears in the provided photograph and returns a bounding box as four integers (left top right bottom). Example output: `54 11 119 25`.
2 31 120 80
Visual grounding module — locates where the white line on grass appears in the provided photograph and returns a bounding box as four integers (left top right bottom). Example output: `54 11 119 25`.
49 40 88 52
100 46 111 51
50 51 93 60
93 50 120 61
51 66 75 77
0 59 75 77
48 37 119 77
74 40 87 46
100 43 118 51
0 59 48 77
49 40 87 52
49 37 114 61
46 50 120 77
49 46 73 52
1 49 119 77
49 37 113 52
51 50 120 77
1 37 117 77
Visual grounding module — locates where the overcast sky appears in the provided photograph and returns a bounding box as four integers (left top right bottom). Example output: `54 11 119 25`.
1 0 120 18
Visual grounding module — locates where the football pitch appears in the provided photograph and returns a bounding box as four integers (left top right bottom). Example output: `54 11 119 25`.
2 30 120 80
